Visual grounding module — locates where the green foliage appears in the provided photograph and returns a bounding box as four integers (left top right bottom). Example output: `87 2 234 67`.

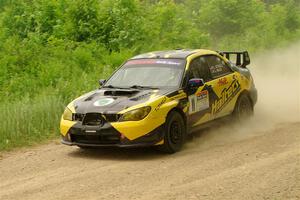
97 0 143 51
0 94 63 150
199 0 265 39
141 1 210 50
0 0 299 150
64 0 100 42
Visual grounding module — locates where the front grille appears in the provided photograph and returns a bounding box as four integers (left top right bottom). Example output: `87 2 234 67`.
71 133 120 144
82 113 104 126
73 113 85 121
72 113 121 122
104 114 121 122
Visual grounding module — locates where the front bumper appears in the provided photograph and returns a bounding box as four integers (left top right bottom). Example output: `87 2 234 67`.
61 122 164 147
61 140 161 148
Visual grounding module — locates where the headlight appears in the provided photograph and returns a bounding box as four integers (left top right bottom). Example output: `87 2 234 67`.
63 107 73 121
119 106 151 122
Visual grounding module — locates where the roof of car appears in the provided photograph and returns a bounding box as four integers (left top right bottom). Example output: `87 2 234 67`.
130 49 218 60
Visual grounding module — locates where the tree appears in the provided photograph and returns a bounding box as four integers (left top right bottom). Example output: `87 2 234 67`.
198 0 264 40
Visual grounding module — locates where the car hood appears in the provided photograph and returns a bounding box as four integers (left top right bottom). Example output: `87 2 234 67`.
72 88 176 114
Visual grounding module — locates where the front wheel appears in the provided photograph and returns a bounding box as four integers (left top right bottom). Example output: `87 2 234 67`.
233 94 253 121
157 111 186 154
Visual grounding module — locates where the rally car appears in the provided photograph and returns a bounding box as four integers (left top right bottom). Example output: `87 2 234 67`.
60 49 257 153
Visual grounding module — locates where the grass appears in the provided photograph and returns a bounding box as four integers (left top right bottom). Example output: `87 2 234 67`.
0 95 65 150
0 66 116 151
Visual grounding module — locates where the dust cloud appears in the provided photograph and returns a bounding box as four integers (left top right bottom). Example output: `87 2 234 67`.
252 42 300 124
186 43 300 151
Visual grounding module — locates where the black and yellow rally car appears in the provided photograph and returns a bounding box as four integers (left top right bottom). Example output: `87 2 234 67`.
60 49 257 153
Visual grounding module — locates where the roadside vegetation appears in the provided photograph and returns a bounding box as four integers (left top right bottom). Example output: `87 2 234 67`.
0 0 299 150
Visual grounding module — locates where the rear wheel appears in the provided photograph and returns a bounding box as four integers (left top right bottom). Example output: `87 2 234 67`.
233 94 253 121
157 111 186 154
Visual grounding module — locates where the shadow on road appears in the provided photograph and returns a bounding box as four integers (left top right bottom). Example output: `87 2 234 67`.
65 117 260 161
67 146 170 161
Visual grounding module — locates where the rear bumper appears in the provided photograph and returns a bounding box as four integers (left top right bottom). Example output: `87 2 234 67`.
61 123 164 147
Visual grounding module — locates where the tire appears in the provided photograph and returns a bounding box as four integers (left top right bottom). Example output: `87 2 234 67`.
156 111 186 154
233 93 253 121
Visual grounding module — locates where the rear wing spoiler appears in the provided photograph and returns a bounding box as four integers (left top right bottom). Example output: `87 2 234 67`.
218 51 250 68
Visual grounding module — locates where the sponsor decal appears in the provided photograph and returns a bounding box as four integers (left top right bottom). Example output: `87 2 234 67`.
126 60 156 65
93 98 114 107
126 59 182 66
189 90 209 114
130 92 152 101
155 97 167 111
155 60 181 65
196 90 208 97
211 79 241 114
217 77 228 86
187 77 241 117
169 92 186 101
209 64 224 74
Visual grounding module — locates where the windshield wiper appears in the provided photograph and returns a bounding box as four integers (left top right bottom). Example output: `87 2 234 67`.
129 85 158 89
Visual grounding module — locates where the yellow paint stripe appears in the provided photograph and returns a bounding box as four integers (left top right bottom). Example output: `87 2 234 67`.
60 117 76 136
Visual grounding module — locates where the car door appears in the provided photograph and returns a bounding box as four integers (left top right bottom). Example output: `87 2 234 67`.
187 55 238 127
205 55 238 119
186 56 214 127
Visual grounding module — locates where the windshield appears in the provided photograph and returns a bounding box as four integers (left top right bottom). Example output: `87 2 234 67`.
104 59 186 88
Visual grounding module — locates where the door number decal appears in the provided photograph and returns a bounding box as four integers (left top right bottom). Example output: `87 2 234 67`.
188 90 209 114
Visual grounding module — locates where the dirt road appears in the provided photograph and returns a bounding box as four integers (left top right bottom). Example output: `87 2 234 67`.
0 44 299 200
0 121 299 200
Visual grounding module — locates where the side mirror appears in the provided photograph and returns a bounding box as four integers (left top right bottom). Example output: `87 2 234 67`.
188 78 205 88
99 79 106 87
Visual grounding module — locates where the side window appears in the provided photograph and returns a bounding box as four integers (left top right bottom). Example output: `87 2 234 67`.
189 56 211 82
206 55 232 79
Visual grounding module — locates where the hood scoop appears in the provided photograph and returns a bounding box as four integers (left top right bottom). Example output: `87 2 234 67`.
84 93 98 101
104 90 139 96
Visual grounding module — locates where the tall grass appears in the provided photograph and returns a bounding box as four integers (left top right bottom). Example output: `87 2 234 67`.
0 64 116 151
0 95 64 150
